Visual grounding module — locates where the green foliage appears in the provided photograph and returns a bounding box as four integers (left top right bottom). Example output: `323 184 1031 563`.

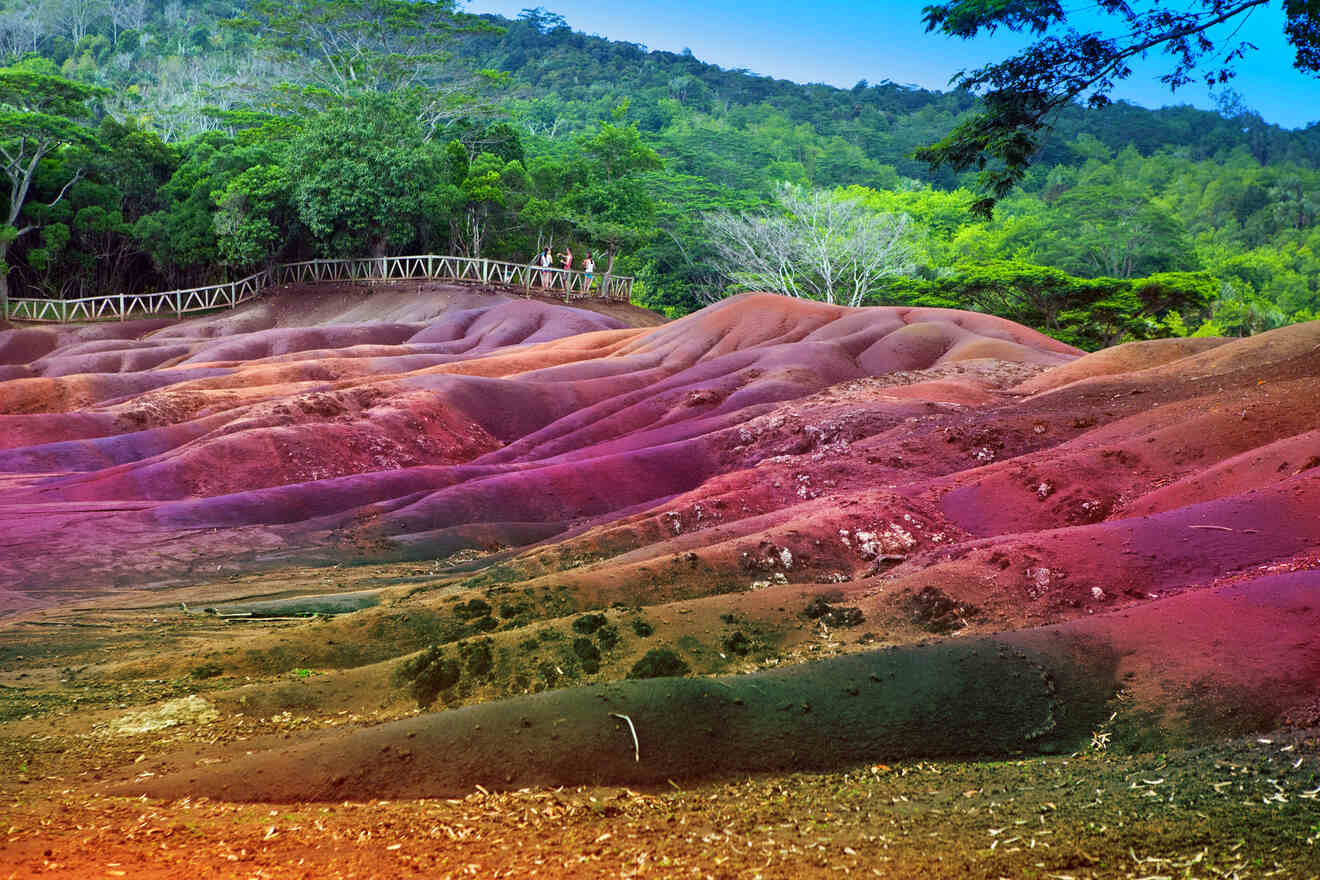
453 598 493 620
2 0 1315 342
284 93 443 255
190 663 225 680
571 613 608 634
918 0 1320 215
459 637 495 678
397 645 461 708
0 59 109 309
595 625 619 651
883 260 1224 350
571 637 600 674
627 648 690 680
229 0 489 97
212 164 291 268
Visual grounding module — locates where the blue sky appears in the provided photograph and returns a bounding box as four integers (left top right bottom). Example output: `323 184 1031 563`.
463 0 1320 129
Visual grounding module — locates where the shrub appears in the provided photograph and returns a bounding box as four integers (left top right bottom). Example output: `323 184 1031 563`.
595 624 620 651
467 615 499 632
453 598 492 620
722 631 752 656
572 613 608 634
398 647 462 709
460 638 495 678
627 648 690 679
572 637 601 673
190 663 224 680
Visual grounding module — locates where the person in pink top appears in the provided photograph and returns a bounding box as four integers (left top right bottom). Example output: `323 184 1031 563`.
556 247 573 297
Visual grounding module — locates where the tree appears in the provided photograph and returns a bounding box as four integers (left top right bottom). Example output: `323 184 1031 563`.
457 151 507 258
918 0 1320 216
284 92 444 257
562 115 663 282
703 182 918 307
0 0 52 61
0 59 106 315
230 0 492 97
50 0 106 45
212 164 292 269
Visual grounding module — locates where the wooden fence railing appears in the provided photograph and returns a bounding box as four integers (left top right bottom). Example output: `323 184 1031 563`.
4 255 633 323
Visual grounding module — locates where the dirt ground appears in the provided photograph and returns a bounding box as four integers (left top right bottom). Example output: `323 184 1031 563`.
2 707 1317 879
1 573 1317 879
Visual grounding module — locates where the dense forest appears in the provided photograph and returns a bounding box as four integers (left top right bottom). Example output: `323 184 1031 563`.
1 0 1318 347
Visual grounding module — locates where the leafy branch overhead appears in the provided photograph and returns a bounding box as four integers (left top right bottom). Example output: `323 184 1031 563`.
917 0 1320 216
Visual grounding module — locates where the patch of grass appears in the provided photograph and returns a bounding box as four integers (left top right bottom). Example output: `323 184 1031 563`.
190 663 224 680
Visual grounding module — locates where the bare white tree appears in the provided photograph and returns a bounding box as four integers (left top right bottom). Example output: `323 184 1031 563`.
0 0 51 60
50 0 107 45
107 0 147 44
704 182 918 307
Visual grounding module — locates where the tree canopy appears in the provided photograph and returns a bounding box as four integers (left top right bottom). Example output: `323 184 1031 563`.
918 0 1320 216
0 58 107 311
0 1 1315 348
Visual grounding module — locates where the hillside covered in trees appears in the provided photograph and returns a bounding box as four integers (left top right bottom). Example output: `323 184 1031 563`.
2 0 1318 346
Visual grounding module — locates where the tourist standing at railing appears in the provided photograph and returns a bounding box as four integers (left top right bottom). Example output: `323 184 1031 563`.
536 247 553 288
557 247 573 288
582 253 595 293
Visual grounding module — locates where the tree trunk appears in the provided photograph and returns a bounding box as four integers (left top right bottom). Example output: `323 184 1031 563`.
0 240 10 319
602 247 617 298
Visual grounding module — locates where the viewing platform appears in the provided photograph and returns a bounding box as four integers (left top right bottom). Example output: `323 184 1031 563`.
4 254 633 323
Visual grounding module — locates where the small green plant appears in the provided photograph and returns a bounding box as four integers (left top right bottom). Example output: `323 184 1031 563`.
453 598 492 620
630 618 654 637
291 667 314 678
627 648 690 679
572 613 608 634
572 637 601 673
190 663 224 680
722 631 752 656
459 638 495 678
595 624 620 651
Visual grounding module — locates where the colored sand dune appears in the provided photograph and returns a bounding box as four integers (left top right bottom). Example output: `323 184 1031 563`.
1 284 1317 800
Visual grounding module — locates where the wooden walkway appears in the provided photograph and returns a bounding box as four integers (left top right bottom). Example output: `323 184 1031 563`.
4 255 633 323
